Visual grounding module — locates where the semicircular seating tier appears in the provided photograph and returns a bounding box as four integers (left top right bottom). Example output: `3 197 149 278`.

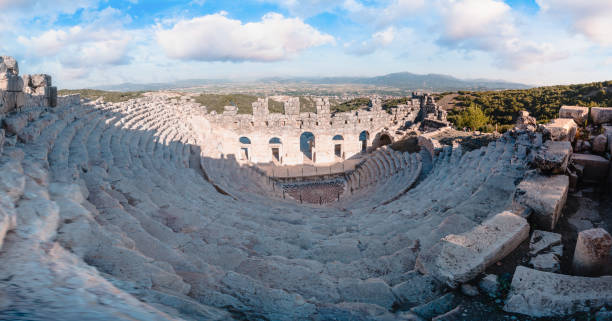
0 95 534 320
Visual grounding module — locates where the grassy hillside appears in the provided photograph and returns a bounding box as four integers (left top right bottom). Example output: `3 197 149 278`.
268 99 285 114
299 97 317 113
193 94 258 114
440 81 612 132
331 98 370 113
58 89 145 103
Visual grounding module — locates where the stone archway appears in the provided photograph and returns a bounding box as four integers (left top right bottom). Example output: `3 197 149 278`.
333 134 344 158
300 132 315 161
372 132 393 150
359 130 370 153
239 136 251 160
269 137 282 163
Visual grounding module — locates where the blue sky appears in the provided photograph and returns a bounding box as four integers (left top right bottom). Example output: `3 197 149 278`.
1 0 611 88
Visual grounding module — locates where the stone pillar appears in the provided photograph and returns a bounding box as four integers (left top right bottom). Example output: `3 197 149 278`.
572 228 612 276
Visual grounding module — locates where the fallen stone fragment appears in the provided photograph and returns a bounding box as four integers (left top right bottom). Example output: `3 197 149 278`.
572 228 612 276
529 252 561 273
533 140 572 174
559 105 589 124
504 266 612 317
514 174 568 231
416 212 529 288
529 230 562 256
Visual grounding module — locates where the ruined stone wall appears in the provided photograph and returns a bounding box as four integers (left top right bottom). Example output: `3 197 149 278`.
0 56 59 114
198 95 426 165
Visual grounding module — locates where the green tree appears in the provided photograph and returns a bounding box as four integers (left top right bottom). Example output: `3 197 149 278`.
456 104 490 131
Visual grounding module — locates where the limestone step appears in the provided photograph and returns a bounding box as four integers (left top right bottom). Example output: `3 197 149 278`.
416 211 529 288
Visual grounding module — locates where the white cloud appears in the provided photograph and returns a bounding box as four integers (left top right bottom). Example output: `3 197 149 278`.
263 0 344 17
436 0 565 69
536 0 612 46
0 0 98 30
345 27 396 55
156 12 334 62
17 7 134 78
343 0 425 29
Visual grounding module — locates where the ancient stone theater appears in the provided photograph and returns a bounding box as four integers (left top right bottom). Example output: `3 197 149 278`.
1 56 612 320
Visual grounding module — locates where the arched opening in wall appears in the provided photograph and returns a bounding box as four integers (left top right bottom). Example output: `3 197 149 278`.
300 132 315 161
269 137 282 163
379 134 392 147
359 130 370 153
239 136 251 161
333 134 344 159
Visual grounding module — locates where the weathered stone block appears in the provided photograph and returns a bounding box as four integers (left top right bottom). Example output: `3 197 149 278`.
0 91 25 114
533 140 572 174
48 86 58 107
593 134 608 153
34 86 50 96
504 266 612 317
0 73 24 92
572 228 612 276
30 74 51 87
572 154 610 184
0 56 18 75
515 174 569 230
542 118 577 142
591 107 612 125
416 211 529 288
559 105 589 124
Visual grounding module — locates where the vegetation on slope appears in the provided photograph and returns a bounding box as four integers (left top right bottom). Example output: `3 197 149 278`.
331 98 371 113
58 89 145 103
193 94 258 114
300 97 316 113
268 99 285 114
444 81 612 132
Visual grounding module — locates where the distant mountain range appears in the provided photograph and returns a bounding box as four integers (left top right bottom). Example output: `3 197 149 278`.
94 72 531 92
